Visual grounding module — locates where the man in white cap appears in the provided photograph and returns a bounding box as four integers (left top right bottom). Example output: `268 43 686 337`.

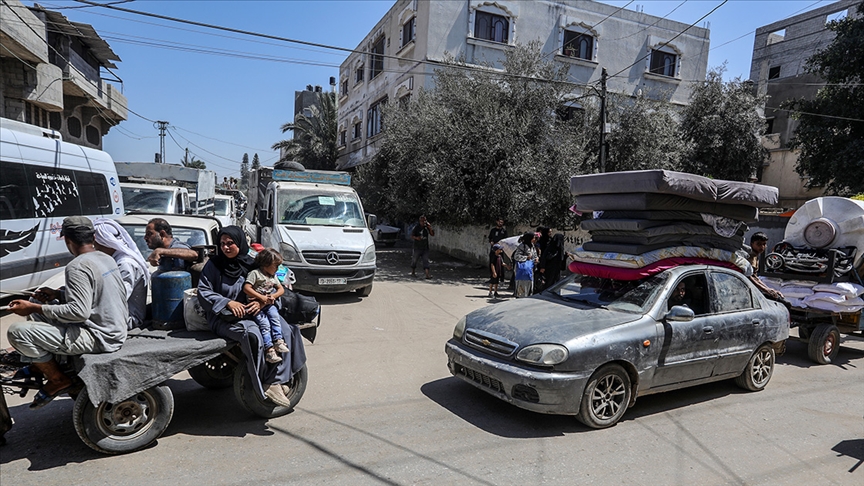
93 218 150 329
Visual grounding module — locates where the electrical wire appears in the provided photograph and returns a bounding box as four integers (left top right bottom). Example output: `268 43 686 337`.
602 1 688 42
764 105 864 123
709 0 827 52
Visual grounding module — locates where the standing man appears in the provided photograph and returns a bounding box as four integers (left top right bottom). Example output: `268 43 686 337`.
411 215 435 279
7 217 128 409
145 217 199 273
744 232 784 300
488 218 507 246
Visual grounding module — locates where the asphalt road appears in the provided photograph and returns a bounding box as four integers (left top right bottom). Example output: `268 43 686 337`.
1 244 862 485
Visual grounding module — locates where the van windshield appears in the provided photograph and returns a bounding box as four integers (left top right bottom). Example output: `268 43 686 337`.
213 198 231 216
277 188 364 227
122 186 174 213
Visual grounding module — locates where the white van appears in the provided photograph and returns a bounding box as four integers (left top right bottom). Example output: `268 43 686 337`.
120 182 189 214
0 118 123 298
248 168 376 296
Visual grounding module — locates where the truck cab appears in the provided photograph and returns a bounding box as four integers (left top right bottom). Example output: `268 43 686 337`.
121 182 189 214
255 169 376 296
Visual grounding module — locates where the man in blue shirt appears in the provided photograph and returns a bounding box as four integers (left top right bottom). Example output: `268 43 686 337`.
145 218 198 273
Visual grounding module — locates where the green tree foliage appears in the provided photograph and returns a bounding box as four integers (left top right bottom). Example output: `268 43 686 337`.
272 91 338 170
786 2 864 195
679 67 768 181
605 93 687 172
357 43 595 227
240 152 250 189
180 149 206 169
251 153 260 171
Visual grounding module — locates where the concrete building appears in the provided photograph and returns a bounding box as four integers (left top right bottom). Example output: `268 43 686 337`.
336 0 710 170
0 0 127 150
750 0 859 209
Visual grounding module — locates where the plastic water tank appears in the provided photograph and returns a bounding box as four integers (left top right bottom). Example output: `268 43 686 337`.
784 197 864 266
151 271 192 329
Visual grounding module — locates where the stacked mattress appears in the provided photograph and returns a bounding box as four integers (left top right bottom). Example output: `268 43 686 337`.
569 170 779 278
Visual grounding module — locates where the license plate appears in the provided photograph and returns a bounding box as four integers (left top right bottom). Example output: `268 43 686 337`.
318 277 347 285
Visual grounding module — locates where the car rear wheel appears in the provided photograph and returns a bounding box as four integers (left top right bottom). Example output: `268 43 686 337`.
577 364 631 429
734 344 775 391
808 324 841 365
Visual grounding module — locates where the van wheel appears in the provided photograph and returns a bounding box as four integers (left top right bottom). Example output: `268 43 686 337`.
356 284 373 297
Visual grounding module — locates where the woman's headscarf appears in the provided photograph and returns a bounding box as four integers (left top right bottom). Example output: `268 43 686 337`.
520 231 536 246
93 217 150 286
212 225 256 279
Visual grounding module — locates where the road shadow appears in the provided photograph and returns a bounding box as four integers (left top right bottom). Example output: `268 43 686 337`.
777 338 864 370
0 378 281 470
422 376 742 438
373 243 485 287
832 438 864 473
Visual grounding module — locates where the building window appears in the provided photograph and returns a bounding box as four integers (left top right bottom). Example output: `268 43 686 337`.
352 121 362 140
367 97 387 138
649 49 677 77
86 125 101 145
370 36 385 79
768 66 781 80
474 11 509 43
402 17 415 48
340 79 348 94
557 105 583 122
765 118 775 134
563 31 593 60
67 116 82 138
355 65 364 83
399 94 411 108
49 112 61 130
339 130 347 146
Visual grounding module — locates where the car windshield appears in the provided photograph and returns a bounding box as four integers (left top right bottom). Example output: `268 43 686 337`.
543 272 669 314
122 187 173 213
277 188 364 227
213 198 231 216
121 224 209 260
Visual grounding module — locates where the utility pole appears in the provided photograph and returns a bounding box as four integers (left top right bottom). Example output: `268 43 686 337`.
598 68 607 173
154 120 169 163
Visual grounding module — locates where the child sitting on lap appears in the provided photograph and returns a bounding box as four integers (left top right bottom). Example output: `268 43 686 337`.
243 248 289 363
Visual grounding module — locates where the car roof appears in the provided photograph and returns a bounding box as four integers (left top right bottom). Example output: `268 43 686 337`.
117 213 221 231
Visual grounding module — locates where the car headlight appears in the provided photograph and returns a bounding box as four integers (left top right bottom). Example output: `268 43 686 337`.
516 344 568 365
361 245 376 263
453 316 466 340
279 242 301 263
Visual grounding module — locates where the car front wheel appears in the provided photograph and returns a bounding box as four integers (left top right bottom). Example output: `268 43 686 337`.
578 364 631 429
734 344 775 391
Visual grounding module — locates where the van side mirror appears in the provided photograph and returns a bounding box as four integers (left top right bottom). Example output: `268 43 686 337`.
258 208 269 226
366 214 378 229
665 305 695 322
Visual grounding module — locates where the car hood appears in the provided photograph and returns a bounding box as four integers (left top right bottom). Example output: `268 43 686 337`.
464 296 642 345
279 224 372 252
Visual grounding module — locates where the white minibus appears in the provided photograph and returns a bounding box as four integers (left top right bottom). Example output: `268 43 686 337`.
0 118 123 298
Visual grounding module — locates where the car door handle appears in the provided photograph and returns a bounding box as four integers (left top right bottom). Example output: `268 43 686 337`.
703 326 714 334
752 319 761 325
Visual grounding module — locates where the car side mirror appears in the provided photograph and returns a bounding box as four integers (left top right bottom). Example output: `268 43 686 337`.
665 305 695 322
258 208 270 226
366 213 378 229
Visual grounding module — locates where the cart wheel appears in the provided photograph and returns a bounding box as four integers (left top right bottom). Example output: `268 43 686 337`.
73 386 174 455
233 364 307 419
807 324 841 365
188 354 237 389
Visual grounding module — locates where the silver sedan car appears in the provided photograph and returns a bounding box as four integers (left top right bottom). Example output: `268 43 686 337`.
445 265 790 429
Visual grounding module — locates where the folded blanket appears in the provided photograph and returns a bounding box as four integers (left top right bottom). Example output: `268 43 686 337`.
571 246 753 275
574 193 760 222
587 234 745 252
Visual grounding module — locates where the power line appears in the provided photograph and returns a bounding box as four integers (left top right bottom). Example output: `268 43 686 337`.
602 1 689 42
607 0 728 80
709 0 827 52
765 105 864 123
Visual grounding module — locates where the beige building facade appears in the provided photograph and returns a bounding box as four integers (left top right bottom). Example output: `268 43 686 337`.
750 0 859 209
336 0 710 170
0 0 127 149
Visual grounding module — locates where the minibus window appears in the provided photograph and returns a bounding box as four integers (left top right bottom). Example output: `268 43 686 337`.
0 162 36 220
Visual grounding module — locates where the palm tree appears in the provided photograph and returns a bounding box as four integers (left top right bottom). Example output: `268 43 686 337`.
180 148 206 169
272 91 338 170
